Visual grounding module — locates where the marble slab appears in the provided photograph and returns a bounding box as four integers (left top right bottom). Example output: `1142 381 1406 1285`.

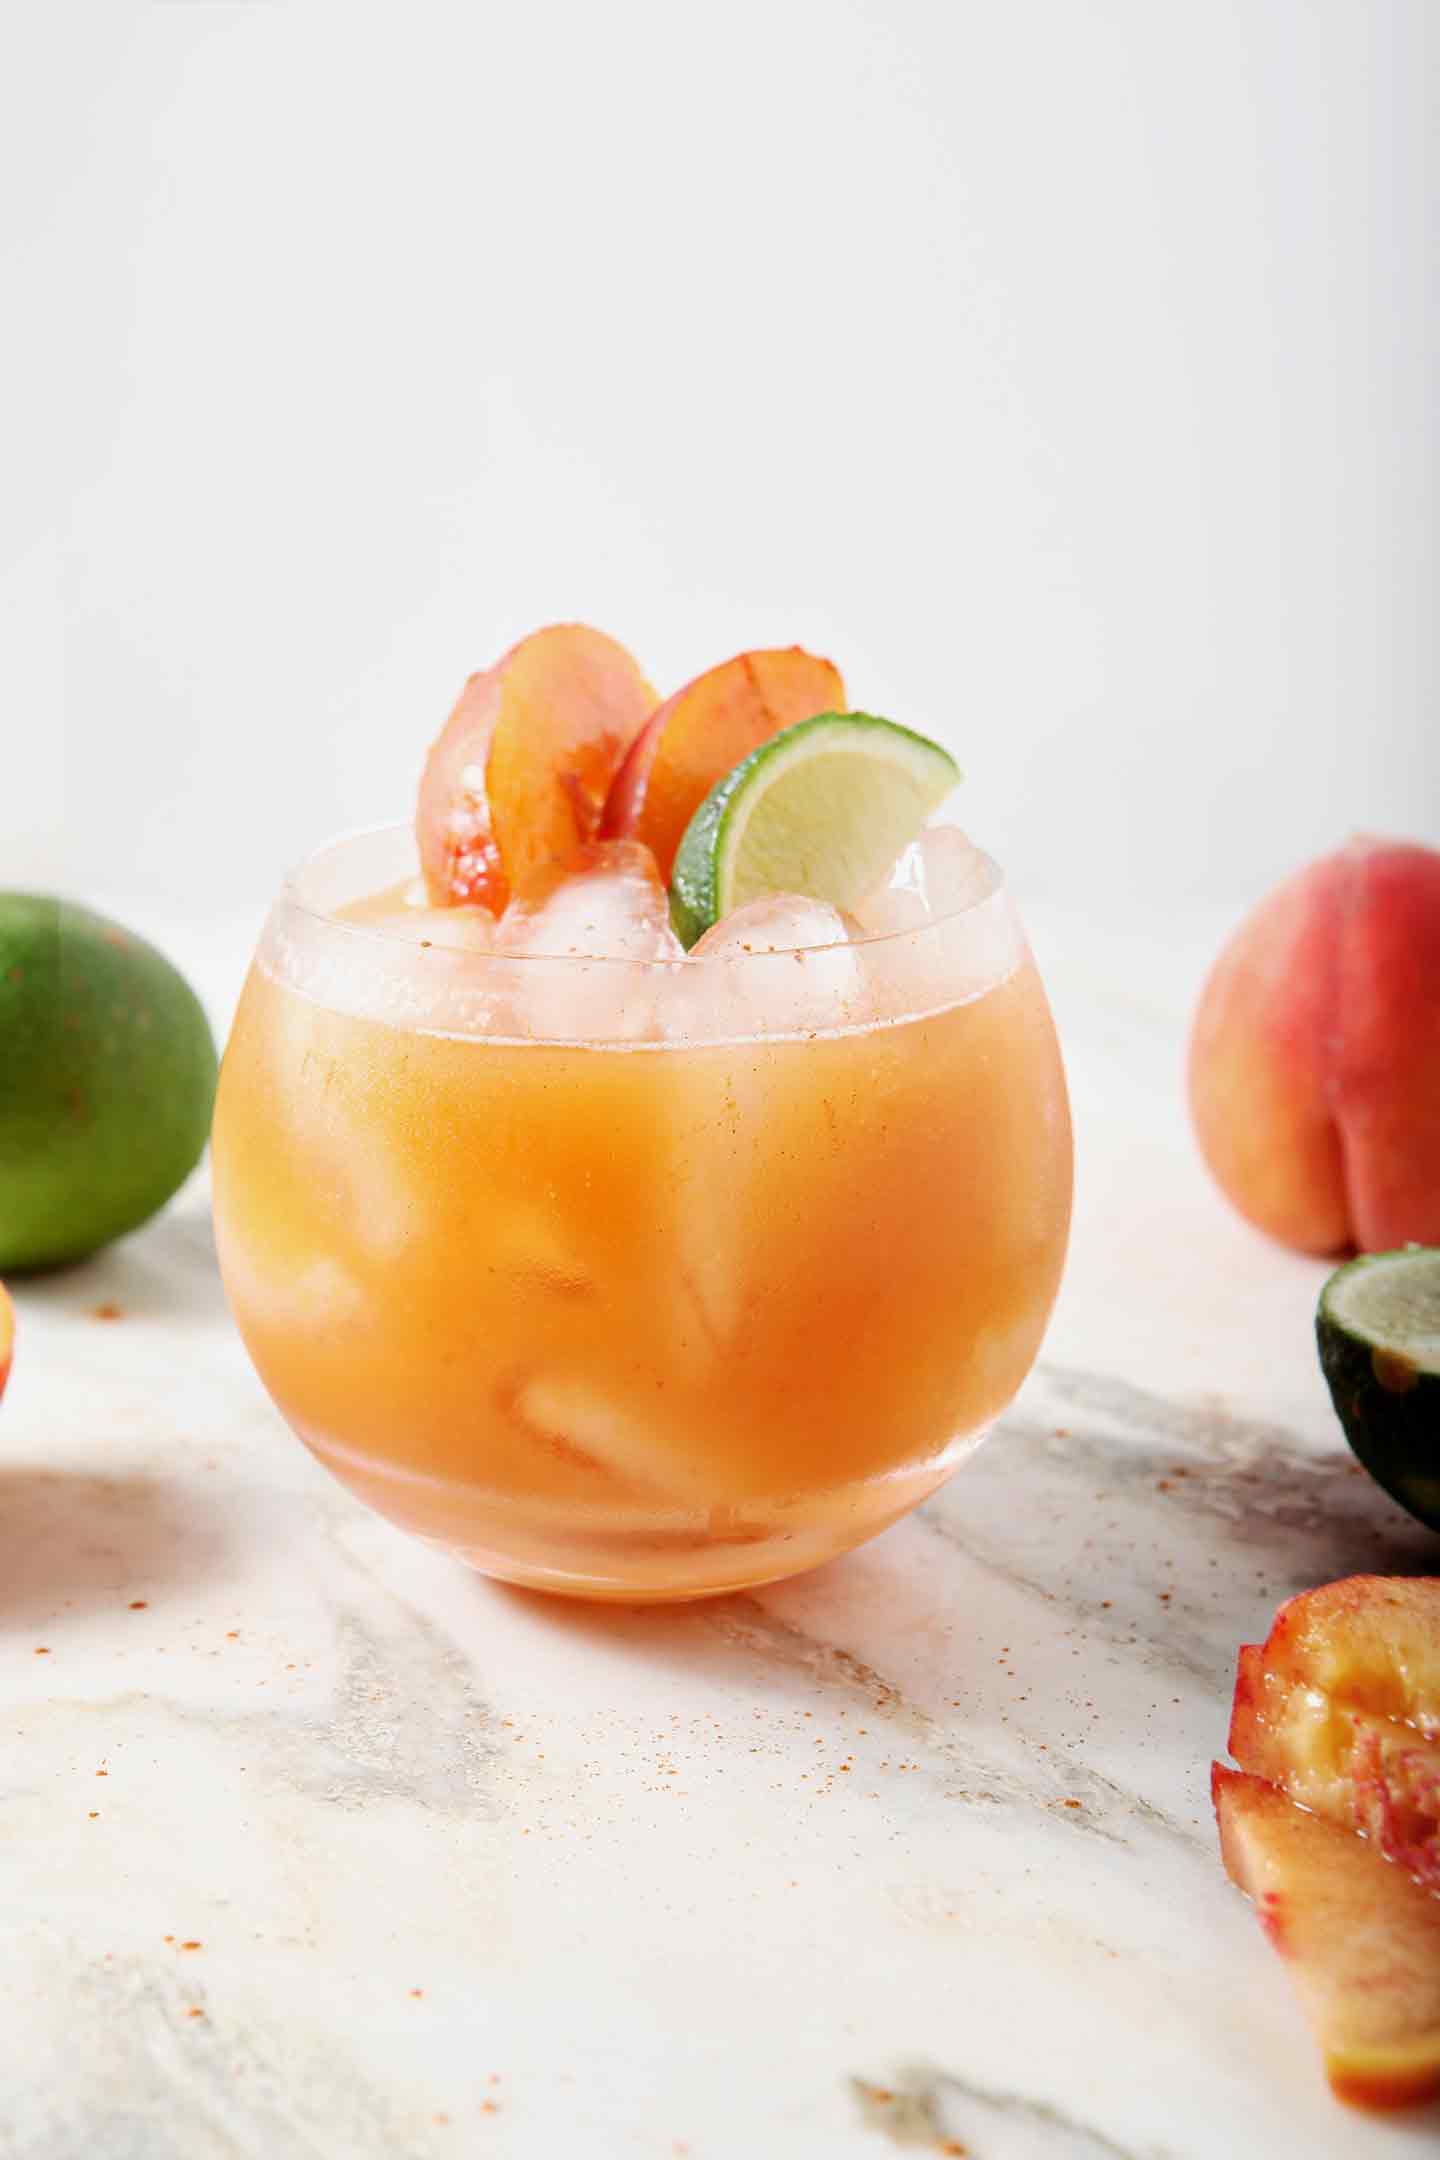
0 904 1435 2159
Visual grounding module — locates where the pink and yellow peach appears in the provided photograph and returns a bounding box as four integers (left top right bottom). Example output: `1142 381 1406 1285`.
1188 838 1440 1253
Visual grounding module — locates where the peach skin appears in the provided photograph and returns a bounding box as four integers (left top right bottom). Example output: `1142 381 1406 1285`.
598 647 844 879
416 625 656 913
1188 837 1440 1253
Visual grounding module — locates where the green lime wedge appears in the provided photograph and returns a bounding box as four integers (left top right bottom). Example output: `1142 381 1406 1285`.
668 711 960 950
1317 1247 1440 1533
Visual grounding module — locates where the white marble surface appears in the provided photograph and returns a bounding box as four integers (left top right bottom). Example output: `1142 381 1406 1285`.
2 901 1436 2160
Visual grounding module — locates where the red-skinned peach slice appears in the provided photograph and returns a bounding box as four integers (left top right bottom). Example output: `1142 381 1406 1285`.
1188 838 1440 1253
1213 1764 1440 2110
1255 1577 1440 1736
417 625 656 912
0 1283 12 1401
598 646 844 878
1230 1646 1440 1893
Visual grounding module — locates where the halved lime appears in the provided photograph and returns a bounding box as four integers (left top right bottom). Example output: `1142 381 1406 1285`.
1317 1248 1440 1533
668 712 960 950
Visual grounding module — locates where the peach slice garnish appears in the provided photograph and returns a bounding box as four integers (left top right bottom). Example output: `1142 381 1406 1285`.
599 646 844 879
417 625 656 912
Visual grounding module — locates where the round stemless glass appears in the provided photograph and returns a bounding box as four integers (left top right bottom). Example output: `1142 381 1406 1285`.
211 825 1072 1601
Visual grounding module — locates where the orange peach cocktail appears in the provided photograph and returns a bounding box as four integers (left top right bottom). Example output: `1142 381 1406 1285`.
212 826 1071 1599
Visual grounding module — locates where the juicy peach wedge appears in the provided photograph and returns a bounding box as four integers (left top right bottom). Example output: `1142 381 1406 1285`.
1229 1581 1440 1893
417 625 656 912
0 1282 12 1400
1231 1642 1440 1893
599 646 844 878
1214 1765 1440 2110
1254 1576 1440 1735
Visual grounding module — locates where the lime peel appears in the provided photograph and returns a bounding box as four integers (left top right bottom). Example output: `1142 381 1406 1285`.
1320 1249 1440 1374
1317 1247 1440 1533
669 712 960 950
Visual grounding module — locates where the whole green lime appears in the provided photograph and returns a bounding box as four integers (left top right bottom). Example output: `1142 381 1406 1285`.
0 896 218 1271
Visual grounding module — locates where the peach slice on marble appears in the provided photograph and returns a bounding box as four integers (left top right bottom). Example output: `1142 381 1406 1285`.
1228 1580 1440 1891
1213 1764 1440 2110
416 625 656 913
1249 1576 1440 1736
598 646 844 878
1187 837 1440 1253
1231 1644 1440 1894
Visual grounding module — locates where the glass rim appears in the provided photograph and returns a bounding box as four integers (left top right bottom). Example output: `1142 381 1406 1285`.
278 820 1011 972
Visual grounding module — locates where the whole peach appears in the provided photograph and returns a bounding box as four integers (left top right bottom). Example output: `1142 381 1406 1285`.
1188 838 1440 1253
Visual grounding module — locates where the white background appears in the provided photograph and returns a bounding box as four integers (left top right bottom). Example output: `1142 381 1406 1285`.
4 0 1436 923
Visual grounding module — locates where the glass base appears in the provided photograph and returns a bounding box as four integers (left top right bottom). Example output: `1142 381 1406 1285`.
303 1431 989 1602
